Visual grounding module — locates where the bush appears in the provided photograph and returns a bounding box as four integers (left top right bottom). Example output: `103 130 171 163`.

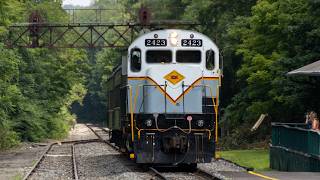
0 125 20 150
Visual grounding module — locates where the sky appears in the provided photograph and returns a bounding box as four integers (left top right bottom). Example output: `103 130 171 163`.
63 0 93 7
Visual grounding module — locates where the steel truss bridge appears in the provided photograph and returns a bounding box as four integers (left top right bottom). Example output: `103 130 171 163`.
6 21 200 48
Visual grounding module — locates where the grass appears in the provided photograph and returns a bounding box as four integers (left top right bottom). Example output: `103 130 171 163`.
218 149 270 171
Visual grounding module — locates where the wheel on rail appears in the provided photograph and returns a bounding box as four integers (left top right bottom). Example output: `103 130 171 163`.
178 163 197 172
138 164 150 172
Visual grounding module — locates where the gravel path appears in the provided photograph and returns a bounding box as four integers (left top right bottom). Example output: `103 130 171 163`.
29 144 74 180
74 142 154 180
64 124 98 141
0 143 47 180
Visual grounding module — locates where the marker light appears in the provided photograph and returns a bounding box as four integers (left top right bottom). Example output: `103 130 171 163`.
187 115 193 121
170 38 178 46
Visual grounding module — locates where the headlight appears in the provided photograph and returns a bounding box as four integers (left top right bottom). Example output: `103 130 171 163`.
170 31 178 38
169 31 178 46
197 120 204 127
170 38 178 46
145 119 152 127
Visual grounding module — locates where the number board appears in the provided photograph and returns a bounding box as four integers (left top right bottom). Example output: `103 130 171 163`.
181 39 202 47
145 39 167 46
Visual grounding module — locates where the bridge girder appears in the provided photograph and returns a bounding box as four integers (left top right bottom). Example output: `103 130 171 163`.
6 22 201 49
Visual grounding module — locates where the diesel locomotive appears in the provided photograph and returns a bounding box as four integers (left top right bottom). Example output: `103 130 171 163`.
106 29 221 168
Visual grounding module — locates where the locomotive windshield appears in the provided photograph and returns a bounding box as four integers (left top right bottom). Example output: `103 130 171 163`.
176 50 201 63
206 50 215 70
130 48 141 72
146 50 172 63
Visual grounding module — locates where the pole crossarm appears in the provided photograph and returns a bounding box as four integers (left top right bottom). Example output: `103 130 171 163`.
6 21 201 48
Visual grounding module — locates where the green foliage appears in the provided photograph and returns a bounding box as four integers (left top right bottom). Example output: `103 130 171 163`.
222 0 320 147
0 0 24 26
0 1 88 149
95 49 122 101
130 0 320 148
2 0 320 150
0 124 19 149
0 43 23 147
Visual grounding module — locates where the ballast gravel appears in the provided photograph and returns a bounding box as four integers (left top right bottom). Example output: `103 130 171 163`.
29 144 74 180
161 172 207 180
198 158 247 179
74 142 154 180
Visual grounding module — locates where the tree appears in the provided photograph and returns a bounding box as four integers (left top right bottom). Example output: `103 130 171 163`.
0 0 89 149
222 0 320 147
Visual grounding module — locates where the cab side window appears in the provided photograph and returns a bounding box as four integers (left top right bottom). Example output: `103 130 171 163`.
130 48 141 72
206 50 215 70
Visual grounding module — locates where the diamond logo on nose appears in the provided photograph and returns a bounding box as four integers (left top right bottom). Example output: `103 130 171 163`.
164 70 185 85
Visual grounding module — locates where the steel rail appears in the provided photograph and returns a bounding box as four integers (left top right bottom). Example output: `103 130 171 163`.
148 167 168 180
86 124 167 180
85 124 222 180
22 139 101 180
72 144 79 180
85 124 121 153
22 142 54 180
195 168 221 180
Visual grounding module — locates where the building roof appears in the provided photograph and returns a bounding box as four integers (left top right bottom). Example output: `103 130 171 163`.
287 60 320 76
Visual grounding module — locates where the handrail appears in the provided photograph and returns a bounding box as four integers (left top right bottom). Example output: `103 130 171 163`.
272 123 319 133
128 85 134 142
272 122 306 125
272 123 320 156
137 128 212 140
203 84 219 143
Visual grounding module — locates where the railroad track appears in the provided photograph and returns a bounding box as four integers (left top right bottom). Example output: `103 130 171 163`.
86 124 221 180
22 139 100 180
23 124 221 180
